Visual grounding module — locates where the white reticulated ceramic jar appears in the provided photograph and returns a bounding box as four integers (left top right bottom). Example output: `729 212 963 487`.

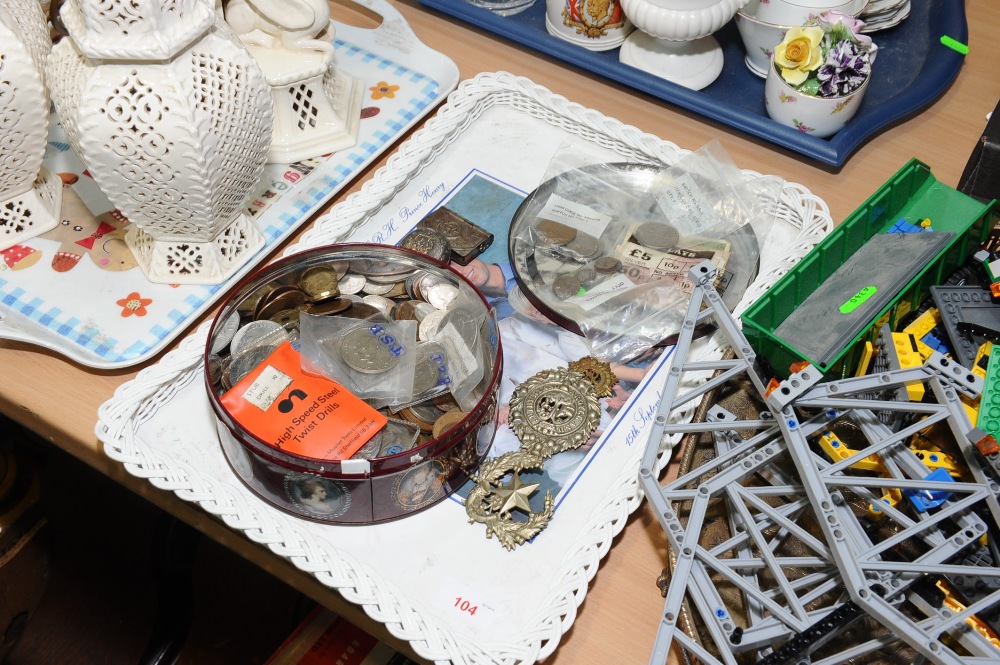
0 0 63 251
46 0 274 285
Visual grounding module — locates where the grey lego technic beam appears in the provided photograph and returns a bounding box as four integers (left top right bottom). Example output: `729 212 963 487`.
640 262 1000 665
640 264 851 665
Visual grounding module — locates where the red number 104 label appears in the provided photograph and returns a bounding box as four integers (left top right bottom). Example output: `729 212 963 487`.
454 596 478 616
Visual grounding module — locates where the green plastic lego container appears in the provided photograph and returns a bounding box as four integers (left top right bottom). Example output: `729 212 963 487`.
742 159 998 379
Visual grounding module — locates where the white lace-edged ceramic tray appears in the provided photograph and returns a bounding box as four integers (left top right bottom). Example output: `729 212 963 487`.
0 0 457 369
96 72 833 664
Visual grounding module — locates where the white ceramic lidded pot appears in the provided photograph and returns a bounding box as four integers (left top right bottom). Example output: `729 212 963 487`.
47 0 274 285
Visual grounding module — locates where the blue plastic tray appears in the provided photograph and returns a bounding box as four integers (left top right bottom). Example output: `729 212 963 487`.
416 0 967 167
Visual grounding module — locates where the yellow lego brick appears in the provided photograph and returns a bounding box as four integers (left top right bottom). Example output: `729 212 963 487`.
819 433 883 472
902 308 941 339
868 488 902 520
910 447 961 477
890 332 925 401
855 340 874 377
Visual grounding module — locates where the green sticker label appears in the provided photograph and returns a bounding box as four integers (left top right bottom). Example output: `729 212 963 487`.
839 286 877 314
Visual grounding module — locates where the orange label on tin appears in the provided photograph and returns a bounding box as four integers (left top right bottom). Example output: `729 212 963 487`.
221 341 386 460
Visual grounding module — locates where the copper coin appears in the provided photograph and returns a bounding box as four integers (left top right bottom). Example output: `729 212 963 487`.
254 285 309 321
432 410 468 439
297 265 340 301
394 300 421 321
303 297 352 316
238 282 276 318
340 302 382 320
535 219 576 246
405 271 426 300
552 274 582 299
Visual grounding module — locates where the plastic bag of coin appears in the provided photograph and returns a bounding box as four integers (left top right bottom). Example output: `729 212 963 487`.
426 306 488 409
624 141 760 248
518 146 648 265
383 340 455 413
573 277 691 364
299 312 419 406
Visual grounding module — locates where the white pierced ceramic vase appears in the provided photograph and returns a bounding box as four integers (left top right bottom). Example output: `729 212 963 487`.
0 0 63 251
764 59 869 137
47 0 274 285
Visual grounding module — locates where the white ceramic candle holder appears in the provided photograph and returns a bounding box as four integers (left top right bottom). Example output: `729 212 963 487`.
47 0 274 285
0 0 63 252
224 0 362 164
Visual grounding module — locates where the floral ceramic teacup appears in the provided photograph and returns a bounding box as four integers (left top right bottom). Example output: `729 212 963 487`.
764 57 869 137
763 11 874 137
736 0 796 77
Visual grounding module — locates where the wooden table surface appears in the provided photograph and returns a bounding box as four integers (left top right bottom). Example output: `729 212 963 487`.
3 1 998 662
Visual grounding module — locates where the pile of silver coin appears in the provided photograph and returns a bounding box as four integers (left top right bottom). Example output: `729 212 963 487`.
530 218 685 301
208 252 493 461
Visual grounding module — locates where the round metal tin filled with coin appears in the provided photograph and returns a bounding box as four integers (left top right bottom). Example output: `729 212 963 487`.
508 162 761 345
204 243 505 525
